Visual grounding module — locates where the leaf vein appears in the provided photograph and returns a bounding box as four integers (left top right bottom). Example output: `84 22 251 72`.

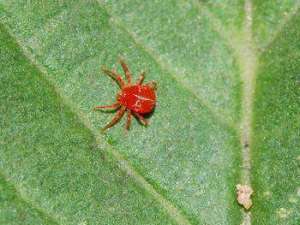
0 171 61 225
259 1 300 54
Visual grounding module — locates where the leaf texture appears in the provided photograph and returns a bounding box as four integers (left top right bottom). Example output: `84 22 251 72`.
0 1 299 224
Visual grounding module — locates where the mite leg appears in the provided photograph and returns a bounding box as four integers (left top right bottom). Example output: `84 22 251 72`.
102 106 126 131
94 102 120 110
125 110 132 130
136 72 145 85
133 112 148 126
119 59 132 84
102 66 125 88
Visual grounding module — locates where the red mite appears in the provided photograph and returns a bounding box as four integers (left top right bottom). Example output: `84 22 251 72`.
94 59 157 131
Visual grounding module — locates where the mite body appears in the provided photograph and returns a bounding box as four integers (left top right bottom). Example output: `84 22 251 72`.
94 59 157 131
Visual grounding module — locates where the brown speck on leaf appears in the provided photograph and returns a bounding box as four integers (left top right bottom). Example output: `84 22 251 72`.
244 141 249 148
236 184 253 210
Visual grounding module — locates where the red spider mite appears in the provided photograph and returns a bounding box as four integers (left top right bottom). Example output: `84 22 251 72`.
94 59 157 131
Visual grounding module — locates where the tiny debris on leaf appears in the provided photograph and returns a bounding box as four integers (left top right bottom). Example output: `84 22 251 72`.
236 184 253 210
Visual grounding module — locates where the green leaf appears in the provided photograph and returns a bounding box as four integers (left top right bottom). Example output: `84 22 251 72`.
252 4 300 224
0 1 299 225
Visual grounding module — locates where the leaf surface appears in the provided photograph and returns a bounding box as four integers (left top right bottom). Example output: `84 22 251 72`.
0 1 299 224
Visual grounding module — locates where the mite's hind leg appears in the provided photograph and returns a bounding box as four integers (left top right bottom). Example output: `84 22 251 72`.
102 106 126 131
94 102 120 110
132 112 148 126
125 110 132 130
